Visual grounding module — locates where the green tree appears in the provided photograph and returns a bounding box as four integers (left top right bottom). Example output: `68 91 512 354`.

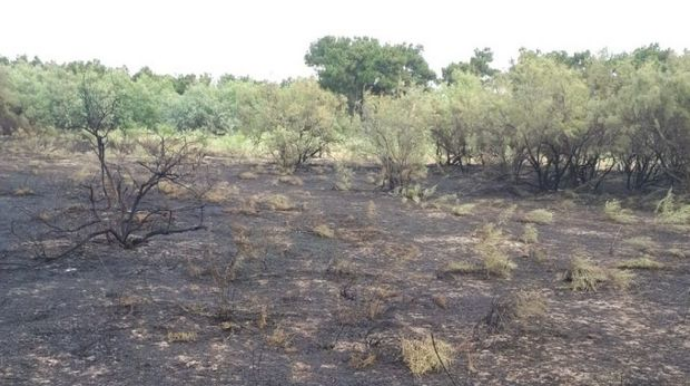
442 48 498 83
305 36 436 114
508 54 590 191
611 55 690 188
0 65 26 134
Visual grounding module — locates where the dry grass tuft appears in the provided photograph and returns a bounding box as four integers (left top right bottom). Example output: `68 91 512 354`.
266 327 292 348
326 258 357 277
563 254 635 291
366 200 377 221
167 331 198 343
237 172 259 180
401 336 454 376
451 203 476 217
116 294 149 308
334 163 354 191
260 194 297 211
230 197 259 216
365 299 385 320
655 188 690 225
483 252 517 279
158 180 195 200
521 224 539 244
521 209 554 224
497 204 518 224
278 175 304 186
609 269 635 290
483 290 548 332
13 187 35 196
666 248 688 259
432 294 448 309
256 305 268 330
70 167 95 183
238 171 258 180
349 352 377 370
399 184 436 204
513 290 548 320
617 256 664 270
204 182 239 203
313 224 335 238
438 261 481 278
623 236 659 252
604 200 636 224
563 255 609 291
475 224 516 278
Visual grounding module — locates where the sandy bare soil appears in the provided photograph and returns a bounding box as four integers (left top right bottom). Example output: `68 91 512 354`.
1 144 689 386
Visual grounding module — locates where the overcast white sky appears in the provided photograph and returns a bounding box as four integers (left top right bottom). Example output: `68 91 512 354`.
1 0 687 81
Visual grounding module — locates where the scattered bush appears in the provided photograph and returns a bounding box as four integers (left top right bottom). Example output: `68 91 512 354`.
362 89 430 190
259 80 344 172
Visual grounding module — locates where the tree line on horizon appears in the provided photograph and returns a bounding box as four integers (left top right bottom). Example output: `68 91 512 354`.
1 38 689 192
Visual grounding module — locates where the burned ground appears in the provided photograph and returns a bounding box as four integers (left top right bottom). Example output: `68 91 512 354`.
1 143 689 386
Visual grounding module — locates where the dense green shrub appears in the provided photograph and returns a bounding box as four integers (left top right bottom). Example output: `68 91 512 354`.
362 89 430 189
